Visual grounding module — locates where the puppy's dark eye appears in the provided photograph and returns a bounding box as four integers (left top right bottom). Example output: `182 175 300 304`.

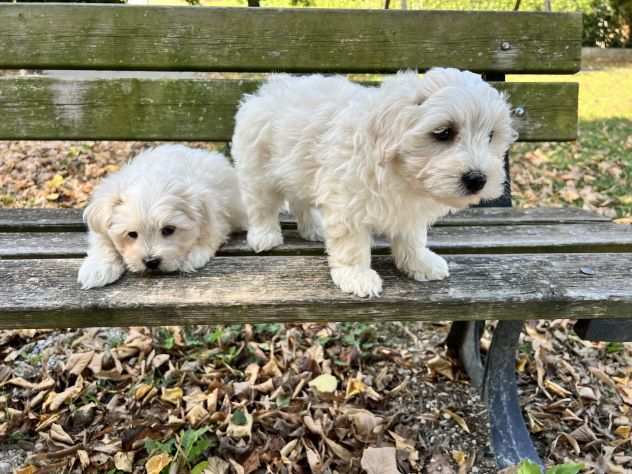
432 127 455 142
128 231 138 239
489 131 495 142
161 226 175 237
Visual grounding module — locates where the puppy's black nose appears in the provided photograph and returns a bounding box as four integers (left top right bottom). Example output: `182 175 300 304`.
462 171 487 194
143 257 161 270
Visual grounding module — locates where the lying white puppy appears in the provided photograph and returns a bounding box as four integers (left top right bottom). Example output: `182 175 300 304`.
232 68 517 297
78 144 246 289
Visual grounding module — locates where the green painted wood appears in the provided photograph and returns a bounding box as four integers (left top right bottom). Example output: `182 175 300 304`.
2 223 631 260
1 253 630 329
0 5 582 73
0 78 578 141
0 207 609 233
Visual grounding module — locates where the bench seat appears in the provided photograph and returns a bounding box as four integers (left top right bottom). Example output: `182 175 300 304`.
1 207 630 330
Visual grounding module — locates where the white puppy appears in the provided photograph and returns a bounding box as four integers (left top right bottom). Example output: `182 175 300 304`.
232 68 517 297
78 144 247 289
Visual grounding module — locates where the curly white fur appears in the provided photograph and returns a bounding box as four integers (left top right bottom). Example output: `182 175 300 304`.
232 68 517 297
78 144 247 289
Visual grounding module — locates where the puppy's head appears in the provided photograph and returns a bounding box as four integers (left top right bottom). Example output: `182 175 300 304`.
85 178 209 273
371 68 518 208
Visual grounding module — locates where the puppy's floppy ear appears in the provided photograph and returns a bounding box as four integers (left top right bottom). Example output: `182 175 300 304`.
83 188 122 235
369 70 424 165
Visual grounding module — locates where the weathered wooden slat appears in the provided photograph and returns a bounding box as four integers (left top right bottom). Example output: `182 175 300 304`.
0 207 610 233
1 254 630 329
0 78 578 141
0 5 582 73
2 223 631 260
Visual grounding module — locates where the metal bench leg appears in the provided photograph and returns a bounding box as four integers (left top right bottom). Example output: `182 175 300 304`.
483 320 543 469
446 321 485 388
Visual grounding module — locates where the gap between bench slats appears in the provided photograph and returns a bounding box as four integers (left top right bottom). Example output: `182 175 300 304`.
0 6 581 73
0 78 578 141
2 223 631 259
0 253 630 329
0 207 610 233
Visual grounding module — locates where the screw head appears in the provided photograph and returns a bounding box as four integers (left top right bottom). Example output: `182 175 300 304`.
513 106 525 117
501 41 512 51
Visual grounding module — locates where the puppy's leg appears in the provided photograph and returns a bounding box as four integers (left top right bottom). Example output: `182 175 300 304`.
243 182 285 253
392 226 449 281
78 233 126 289
291 201 324 242
322 209 382 298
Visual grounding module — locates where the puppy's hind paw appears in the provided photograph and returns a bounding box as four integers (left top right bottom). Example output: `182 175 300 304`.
247 228 284 253
297 222 325 242
77 258 125 289
330 266 383 298
400 249 450 282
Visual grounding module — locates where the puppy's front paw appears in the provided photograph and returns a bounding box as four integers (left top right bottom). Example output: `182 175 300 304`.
184 246 213 271
247 227 284 253
77 258 125 289
330 266 383 298
399 249 449 282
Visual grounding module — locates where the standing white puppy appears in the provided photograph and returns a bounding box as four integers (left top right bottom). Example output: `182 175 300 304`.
78 144 247 289
232 68 517 297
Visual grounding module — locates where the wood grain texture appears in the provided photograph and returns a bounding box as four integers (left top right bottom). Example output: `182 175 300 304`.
0 207 610 233
0 5 581 73
2 223 631 260
1 254 630 329
0 78 578 141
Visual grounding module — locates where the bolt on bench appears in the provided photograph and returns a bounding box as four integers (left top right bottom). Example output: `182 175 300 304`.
1 4 632 469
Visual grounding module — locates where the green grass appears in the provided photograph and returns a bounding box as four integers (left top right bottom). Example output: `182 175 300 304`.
509 67 632 217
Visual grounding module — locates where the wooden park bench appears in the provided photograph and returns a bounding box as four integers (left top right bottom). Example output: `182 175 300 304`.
1 4 631 469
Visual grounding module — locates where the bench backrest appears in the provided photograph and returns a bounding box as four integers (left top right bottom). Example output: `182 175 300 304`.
0 5 581 190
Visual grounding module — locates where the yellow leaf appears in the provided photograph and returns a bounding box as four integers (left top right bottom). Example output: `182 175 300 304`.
15 466 37 474
618 195 632 205
614 216 632 225
145 453 171 474
345 377 367 400
160 387 183 405
308 374 338 394
134 383 154 401
614 425 631 439
452 450 467 465
46 174 65 190
45 193 60 201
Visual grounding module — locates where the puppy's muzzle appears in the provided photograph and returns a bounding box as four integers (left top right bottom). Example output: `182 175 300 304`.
143 257 162 270
462 171 487 194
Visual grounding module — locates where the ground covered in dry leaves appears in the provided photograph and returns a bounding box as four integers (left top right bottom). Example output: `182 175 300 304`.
1 119 631 474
